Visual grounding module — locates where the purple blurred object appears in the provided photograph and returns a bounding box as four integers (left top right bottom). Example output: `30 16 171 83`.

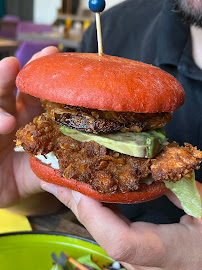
15 41 58 69
0 15 20 39
16 21 52 35
2 15 20 22
15 21 57 68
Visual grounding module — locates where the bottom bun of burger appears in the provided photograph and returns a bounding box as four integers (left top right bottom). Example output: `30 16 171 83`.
30 157 168 204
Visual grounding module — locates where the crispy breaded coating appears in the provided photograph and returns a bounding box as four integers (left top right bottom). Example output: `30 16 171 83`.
56 136 151 194
151 143 202 182
16 114 61 155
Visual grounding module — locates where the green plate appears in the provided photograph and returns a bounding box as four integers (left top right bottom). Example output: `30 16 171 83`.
0 231 113 269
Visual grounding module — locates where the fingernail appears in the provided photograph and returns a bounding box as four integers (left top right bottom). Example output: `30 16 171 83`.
0 57 9 64
0 112 13 123
72 191 81 204
41 183 57 197
41 47 49 52
0 111 12 117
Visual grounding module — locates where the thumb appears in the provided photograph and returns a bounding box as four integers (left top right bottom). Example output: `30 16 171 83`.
0 108 16 134
16 46 59 123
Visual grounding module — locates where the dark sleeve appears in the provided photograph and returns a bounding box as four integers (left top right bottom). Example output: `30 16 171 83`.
77 21 98 53
77 5 128 55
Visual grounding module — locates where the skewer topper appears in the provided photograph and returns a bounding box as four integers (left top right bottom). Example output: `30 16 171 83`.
89 0 106 55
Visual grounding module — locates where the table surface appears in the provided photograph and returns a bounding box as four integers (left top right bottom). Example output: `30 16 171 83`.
0 38 18 55
0 20 18 26
28 208 94 240
0 38 18 48
0 38 18 45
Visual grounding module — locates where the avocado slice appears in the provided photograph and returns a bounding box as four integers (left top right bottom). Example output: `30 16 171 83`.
60 126 168 158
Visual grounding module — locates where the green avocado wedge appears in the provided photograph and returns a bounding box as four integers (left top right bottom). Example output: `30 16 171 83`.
60 127 168 158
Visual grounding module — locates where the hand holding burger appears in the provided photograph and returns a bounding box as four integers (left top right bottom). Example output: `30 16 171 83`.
40 184 202 270
0 47 63 215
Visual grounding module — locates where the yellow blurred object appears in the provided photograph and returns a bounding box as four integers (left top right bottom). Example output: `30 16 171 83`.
83 20 91 32
0 209 32 233
65 18 72 32
58 43 64 51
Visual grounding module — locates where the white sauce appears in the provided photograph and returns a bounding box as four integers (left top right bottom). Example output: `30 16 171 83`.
14 147 59 170
14 146 25 152
36 152 59 169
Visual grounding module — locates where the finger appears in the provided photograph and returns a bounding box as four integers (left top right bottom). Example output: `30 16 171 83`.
166 180 202 213
28 46 59 63
0 109 16 134
165 189 183 209
102 203 131 224
180 213 202 230
0 57 20 114
196 181 202 199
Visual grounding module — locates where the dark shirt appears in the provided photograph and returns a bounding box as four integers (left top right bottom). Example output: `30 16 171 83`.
77 0 202 223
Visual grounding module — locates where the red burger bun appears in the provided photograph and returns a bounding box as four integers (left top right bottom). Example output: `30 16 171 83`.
16 53 184 113
30 156 168 204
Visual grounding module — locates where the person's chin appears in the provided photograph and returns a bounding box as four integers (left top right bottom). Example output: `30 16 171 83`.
171 0 202 27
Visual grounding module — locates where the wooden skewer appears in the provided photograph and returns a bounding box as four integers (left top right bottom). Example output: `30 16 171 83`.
89 0 105 56
95 12 103 56
64 253 90 270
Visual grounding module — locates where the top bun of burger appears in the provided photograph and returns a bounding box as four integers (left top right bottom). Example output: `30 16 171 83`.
16 53 184 113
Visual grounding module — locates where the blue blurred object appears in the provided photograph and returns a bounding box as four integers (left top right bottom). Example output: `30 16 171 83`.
89 0 106 13
0 0 5 18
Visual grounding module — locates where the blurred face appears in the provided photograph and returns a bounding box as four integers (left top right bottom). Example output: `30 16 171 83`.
172 0 202 27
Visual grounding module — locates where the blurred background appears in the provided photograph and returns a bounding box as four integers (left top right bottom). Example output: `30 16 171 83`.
0 0 125 67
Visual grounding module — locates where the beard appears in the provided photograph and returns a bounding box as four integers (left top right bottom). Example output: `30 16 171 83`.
171 0 202 27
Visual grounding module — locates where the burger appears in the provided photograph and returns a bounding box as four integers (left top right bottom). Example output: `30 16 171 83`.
15 53 202 216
